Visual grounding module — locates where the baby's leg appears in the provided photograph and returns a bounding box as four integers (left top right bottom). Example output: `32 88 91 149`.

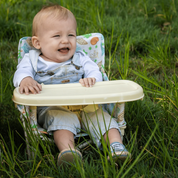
54 129 82 166
38 106 82 166
81 108 130 161
81 108 121 144
103 128 122 145
54 130 75 151
38 106 80 149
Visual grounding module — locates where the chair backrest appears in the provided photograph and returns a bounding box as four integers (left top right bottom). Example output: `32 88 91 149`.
18 33 108 81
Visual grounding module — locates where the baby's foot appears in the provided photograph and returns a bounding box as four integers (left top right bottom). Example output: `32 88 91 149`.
108 142 131 162
57 149 82 166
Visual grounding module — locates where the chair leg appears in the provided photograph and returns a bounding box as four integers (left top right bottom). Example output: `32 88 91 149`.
20 106 37 159
77 140 92 150
115 103 127 140
28 106 38 159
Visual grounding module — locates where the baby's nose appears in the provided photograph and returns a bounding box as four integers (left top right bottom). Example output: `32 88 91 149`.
61 36 69 43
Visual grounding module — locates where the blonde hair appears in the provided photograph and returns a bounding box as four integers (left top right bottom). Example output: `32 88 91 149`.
32 4 77 36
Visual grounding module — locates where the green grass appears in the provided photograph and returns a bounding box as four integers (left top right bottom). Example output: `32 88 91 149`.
0 0 178 177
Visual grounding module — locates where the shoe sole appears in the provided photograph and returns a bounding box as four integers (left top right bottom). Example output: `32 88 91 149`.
57 149 82 166
108 151 131 162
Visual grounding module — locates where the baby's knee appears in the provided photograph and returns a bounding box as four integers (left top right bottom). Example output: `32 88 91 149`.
82 108 121 139
41 110 80 133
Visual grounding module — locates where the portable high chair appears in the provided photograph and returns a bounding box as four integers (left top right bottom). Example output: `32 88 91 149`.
13 33 144 158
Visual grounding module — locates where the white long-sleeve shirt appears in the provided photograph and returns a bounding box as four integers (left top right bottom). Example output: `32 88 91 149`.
13 51 102 87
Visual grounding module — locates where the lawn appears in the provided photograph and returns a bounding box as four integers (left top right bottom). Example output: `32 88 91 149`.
0 0 178 177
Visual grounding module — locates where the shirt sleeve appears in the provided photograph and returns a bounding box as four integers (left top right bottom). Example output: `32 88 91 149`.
13 54 35 87
79 52 102 82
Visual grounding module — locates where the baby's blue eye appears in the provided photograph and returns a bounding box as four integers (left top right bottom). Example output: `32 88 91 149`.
69 34 75 36
54 35 60 37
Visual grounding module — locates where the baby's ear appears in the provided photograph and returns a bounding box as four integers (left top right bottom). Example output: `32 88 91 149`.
32 36 41 49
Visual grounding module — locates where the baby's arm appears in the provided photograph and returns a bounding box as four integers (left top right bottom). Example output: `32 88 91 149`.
19 76 42 95
13 53 42 95
78 51 102 87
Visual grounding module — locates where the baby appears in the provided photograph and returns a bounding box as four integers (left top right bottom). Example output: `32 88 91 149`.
13 4 130 166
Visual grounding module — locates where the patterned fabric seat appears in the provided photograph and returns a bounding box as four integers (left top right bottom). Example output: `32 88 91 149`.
15 33 126 156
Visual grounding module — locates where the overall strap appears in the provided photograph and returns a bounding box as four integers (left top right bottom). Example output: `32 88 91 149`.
71 51 84 70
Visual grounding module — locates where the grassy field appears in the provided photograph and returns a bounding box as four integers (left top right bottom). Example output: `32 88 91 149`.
0 0 178 177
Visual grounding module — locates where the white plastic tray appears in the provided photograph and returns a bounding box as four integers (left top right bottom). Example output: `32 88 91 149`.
12 80 144 106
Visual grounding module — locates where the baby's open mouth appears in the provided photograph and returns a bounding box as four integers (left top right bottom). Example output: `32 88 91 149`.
58 48 69 53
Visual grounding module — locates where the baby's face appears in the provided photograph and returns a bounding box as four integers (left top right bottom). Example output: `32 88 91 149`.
36 17 77 63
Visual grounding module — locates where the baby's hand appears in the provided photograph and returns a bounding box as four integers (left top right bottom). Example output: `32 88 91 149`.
79 78 96 87
19 77 42 95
